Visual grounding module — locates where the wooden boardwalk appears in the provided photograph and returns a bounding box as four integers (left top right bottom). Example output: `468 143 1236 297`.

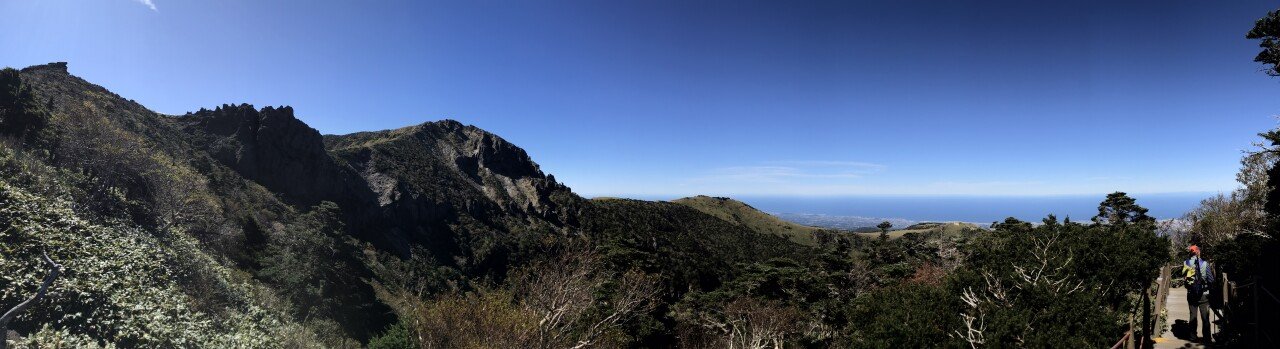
1153 286 1213 349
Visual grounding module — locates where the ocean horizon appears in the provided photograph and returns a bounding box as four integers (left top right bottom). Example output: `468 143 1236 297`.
610 192 1217 223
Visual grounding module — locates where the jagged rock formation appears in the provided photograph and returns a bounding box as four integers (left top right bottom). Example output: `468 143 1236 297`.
15 62 587 265
326 121 582 258
175 102 585 259
0 62 809 346
177 104 373 208
327 120 577 219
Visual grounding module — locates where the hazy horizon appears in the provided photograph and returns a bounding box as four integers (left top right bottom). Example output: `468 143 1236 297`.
596 192 1212 222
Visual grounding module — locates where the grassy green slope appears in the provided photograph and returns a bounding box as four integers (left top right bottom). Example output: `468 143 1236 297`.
584 198 811 283
855 222 983 239
671 195 822 246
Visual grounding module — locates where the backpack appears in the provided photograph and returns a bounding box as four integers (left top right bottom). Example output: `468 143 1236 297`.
1185 258 1213 302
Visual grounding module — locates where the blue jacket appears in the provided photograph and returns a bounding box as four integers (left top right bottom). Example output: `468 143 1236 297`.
1185 257 1214 300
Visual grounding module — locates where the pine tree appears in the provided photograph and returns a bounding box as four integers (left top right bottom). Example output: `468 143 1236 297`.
1092 192 1155 226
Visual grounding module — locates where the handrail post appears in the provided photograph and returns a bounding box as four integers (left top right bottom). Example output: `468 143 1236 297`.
1142 287 1151 348
1127 315 1135 349
1114 265 1174 349
1222 272 1229 334
1222 273 1229 308
1152 265 1172 342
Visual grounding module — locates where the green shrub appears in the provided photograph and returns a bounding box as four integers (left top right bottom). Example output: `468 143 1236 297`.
0 180 322 347
367 320 417 349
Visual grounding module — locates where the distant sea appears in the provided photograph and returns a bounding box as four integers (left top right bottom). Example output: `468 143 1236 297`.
729 193 1214 224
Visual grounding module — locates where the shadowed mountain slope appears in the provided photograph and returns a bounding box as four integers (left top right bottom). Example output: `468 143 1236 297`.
0 62 816 346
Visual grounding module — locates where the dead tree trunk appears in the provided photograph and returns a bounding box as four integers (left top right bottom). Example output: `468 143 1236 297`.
0 253 62 349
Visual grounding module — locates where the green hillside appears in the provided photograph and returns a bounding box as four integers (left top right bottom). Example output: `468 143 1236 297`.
671 195 824 246
855 221 984 239
0 148 322 347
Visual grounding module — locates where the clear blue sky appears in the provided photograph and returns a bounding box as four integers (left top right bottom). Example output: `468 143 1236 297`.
3 0 1279 198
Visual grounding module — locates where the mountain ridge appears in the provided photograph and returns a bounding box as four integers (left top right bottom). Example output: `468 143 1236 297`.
671 195 825 246
0 62 815 346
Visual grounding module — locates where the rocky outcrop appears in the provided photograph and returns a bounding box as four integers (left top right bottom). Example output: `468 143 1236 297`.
175 104 582 260
17 62 582 270
178 104 372 207
344 121 574 211
408 120 566 212
20 62 68 73
326 120 583 258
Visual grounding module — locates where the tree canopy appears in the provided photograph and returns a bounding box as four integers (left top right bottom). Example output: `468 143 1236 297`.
1248 9 1280 76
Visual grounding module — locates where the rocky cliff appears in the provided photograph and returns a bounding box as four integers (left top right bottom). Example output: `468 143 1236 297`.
325 120 582 258
177 104 373 208
0 62 808 346
172 101 583 260
3 62 592 340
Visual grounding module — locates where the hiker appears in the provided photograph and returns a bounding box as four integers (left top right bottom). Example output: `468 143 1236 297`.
1182 244 1215 343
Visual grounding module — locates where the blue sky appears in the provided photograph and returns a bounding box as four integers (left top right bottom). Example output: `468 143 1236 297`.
3 0 1279 198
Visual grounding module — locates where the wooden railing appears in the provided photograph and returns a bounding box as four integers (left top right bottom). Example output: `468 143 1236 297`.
1111 331 1131 349
1111 265 1174 349
1152 265 1173 337
1221 272 1280 347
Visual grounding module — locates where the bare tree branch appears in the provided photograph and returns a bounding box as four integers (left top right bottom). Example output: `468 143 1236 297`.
518 241 659 349
953 228 1085 349
0 253 62 349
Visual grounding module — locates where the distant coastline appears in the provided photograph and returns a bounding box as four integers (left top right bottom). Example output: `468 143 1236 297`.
601 193 1213 225
738 193 1211 224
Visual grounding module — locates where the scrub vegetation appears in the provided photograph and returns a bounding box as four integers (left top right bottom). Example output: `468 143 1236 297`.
5 7 1280 347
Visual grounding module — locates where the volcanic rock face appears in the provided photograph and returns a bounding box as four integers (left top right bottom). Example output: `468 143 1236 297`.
403 120 562 212
325 120 582 256
170 101 583 260
178 104 370 207
0 62 813 346
13 62 583 266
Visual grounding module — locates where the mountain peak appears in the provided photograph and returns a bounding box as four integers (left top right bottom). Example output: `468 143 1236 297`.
431 118 466 128
323 116 581 247
21 62 68 73
178 102 359 206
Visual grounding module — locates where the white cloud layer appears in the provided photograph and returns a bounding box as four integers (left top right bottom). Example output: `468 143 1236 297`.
694 161 886 184
135 0 157 11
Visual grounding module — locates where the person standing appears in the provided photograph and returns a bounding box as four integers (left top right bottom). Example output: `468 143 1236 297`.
1183 244 1215 343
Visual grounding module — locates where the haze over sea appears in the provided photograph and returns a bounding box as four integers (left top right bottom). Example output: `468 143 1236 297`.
627 193 1212 224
